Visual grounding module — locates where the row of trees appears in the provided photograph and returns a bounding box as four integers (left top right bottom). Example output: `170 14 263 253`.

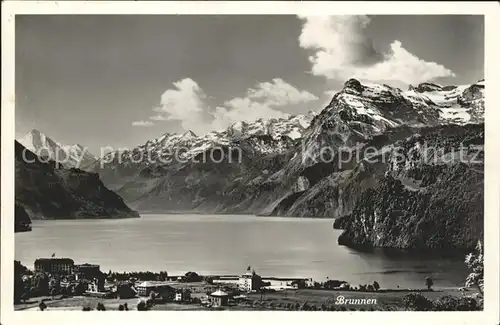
305 279 381 292
107 270 169 282
106 270 203 283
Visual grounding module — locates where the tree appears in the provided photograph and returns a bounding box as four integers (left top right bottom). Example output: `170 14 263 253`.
137 300 148 311
39 301 47 311
14 261 29 304
117 283 136 299
373 281 380 291
32 273 50 296
96 302 106 311
425 277 434 290
14 274 25 304
184 271 202 283
49 278 61 295
73 281 87 296
465 240 484 294
123 303 129 311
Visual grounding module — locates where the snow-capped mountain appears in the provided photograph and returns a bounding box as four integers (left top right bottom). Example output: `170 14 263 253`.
97 112 316 172
327 78 484 131
90 78 484 234
279 78 485 175
18 129 96 170
226 112 315 140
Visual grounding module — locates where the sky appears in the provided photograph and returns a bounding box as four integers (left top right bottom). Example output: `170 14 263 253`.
15 15 484 154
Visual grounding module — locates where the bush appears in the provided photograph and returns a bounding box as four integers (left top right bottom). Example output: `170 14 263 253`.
82 306 91 311
433 295 480 311
118 304 124 311
403 293 434 311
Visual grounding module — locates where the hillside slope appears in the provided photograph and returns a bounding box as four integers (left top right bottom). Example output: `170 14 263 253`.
333 124 484 251
15 141 139 220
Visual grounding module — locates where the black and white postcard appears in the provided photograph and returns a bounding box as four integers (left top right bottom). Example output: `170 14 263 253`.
1 2 499 325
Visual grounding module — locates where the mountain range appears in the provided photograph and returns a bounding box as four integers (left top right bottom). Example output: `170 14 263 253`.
16 78 484 250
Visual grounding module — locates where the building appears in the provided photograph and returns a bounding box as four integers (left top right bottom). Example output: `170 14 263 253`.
238 270 262 292
34 258 74 275
209 290 229 307
174 289 191 302
135 281 175 300
87 280 100 293
74 263 101 281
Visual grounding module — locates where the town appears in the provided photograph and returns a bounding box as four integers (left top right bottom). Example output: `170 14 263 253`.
14 256 477 311
15 256 314 311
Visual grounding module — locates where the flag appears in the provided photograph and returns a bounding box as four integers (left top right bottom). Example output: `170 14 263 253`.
51 253 55 258
247 265 251 271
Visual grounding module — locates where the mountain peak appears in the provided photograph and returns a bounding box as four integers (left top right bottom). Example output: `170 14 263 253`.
411 82 443 93
30 128 43 135
343 78 364 93
17 129 96 169
181 130 197 139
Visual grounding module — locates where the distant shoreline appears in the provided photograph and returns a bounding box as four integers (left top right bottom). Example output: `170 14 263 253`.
135 211 334 219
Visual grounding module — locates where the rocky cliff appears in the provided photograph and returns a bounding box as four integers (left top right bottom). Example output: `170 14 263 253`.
15 141 139 220
15 203 32 232
333 124 483 251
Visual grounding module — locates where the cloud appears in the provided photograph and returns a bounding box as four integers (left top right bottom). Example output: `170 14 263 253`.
297 15 455 84
212 78 318 129
247 78 318 106
149 78 318 134
213 78 318 129
132 120 154 127
151 78 213 134
149 114 168 121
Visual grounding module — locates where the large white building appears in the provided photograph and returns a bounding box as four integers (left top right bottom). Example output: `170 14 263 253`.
238 269 261 292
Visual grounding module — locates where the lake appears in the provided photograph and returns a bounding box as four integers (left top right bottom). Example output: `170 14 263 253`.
15 214 469 289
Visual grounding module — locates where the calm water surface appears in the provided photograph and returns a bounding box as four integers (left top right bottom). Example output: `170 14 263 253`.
15 214 469 289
